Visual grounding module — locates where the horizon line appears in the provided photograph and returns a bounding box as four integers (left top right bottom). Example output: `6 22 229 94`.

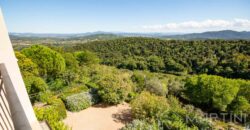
8 29 250 35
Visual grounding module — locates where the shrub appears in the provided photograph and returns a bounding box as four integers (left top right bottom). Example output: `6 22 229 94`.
227 80 250 120
145 78 167 96
237 80 250 101
131 71 146 92
128 97 212 130
48 78 65 91
121 120 160 130
165 58 186 72
60 53 80 85
161 111 197 130
79 65 133 104
167 77 185 96
47 98 67 120
35 97 67 120
118 58 138 70
86 82 99 89
131 91 169 120
228 96 250 115
24 76 48 103
136 60 148 70
125 92 137 102
24 76 47 93
59 86 89 101
64 92 95 111
160 103 213 130
21 45 65 78
167 95 182 109
97 72 133 105
147 55 164 72
48 121 71 130
184 74 240 111
39 91 54 103
182 105 212 129
34 106 69 130
15 51 39 77
63 52 79 70
34 98 69 130
75 50 100 65
98 82 126 105
61 70 79 86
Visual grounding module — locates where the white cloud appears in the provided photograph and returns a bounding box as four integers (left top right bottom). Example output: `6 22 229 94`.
142 19 250 32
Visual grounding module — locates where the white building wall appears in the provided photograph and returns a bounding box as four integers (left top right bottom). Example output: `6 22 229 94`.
0 8 41 130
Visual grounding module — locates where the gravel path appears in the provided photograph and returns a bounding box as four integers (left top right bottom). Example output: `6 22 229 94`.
63 103 131 130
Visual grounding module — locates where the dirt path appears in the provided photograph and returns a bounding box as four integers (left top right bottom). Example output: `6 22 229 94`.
63 103 131 130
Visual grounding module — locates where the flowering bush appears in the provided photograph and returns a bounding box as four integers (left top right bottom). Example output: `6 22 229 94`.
121 120 160 130
65 92 96 111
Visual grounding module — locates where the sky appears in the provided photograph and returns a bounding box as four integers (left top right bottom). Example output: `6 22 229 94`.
0 0 250 33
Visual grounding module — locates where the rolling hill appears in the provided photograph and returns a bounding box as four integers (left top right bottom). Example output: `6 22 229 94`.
163 30 250 40
10 30 250 40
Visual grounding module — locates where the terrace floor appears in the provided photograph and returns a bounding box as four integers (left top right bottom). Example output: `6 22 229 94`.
63 102 131 130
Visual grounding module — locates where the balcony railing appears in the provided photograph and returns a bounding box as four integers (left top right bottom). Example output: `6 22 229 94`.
0 8 42 130
0 69 15 130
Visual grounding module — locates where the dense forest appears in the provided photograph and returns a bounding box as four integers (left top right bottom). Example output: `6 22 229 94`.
72 37 250 79
14 37 250 130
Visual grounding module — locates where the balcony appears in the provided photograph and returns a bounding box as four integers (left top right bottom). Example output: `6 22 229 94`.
0 8 42 130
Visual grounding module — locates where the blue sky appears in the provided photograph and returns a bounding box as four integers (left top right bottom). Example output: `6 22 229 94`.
0 0 250 33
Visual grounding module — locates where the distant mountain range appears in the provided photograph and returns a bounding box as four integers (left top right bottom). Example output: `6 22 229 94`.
10 30 250 40
163 30 250 40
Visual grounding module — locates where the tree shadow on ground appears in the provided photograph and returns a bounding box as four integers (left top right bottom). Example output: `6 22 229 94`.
112 108 132 124
92 103 112 108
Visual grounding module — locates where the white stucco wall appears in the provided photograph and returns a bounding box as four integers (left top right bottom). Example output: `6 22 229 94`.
0 8 41 130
